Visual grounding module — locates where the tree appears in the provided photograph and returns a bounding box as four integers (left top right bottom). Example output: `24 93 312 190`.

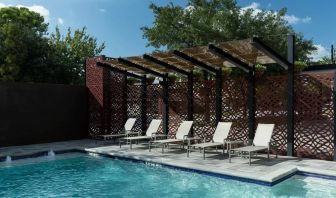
0 7 48 81
141 0 316 63
316 56 332 64
0 7 105 84
47 27 105 84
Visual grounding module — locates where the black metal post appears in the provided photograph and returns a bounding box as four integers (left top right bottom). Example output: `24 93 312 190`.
123 72 128 124
187 72 194 121
215 68 223 124
163 74 169 135
248 65 255 144
333 72 336 161
187 72 194 135
332 45 334 64
141 75 147 134
287 34 295 156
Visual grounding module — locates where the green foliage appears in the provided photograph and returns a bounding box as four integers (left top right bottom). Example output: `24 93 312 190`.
294 60 307 72
47 27 105 84
192 69 203 79
0 7 105 84
146 75 156 84
316 56 332 64
255 64 267 73
127 77 139 84
222 67 232 76
142 0 316 62
0 7 48 81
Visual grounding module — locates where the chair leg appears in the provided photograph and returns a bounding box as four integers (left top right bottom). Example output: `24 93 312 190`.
229 150 231 163
203 148 205 160
162 144 164 153
267 149 270 159
149 141 151 152
249 152 251 166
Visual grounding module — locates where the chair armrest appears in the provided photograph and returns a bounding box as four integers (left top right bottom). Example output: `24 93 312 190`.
152 133 167 140
153 134 168 138
151 132 161 137
126 131 137 135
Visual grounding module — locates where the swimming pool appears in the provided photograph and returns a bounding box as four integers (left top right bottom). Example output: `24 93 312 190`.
0 153 335 198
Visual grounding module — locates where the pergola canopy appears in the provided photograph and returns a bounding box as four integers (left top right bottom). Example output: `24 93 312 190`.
101 37 288 77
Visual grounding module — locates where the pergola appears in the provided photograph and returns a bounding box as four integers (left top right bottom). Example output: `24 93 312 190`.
96 36 296 156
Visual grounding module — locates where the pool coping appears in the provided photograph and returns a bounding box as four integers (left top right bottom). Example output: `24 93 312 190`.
1 148 336 186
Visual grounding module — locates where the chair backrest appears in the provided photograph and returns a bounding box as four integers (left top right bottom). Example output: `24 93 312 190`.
124 118 137 131
145 119 162 136
213 122 232 143
176 121 193 139
253 124 275 147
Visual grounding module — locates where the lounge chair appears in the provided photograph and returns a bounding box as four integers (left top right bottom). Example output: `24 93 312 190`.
229 123 276 165
187 122 232 159
149 121 193 153
119 119 162 149
96 118 137 141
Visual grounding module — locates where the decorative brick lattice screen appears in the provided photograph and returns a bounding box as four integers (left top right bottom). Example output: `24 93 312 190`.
106 71 126 134
255 75 288 155
294 73 334 160
168 82 189 138
147 84 163 133
222 76 249 141
193 80 216 141
127 84 143 133
86 57 335 160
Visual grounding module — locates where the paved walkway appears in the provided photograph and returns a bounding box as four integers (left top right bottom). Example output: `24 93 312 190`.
1 139 336 184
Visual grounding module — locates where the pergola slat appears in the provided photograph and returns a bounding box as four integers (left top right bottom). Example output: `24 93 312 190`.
118 58 165 78
97 61 143 79
143 54 190 76
173 50 217 74
208 44 250 72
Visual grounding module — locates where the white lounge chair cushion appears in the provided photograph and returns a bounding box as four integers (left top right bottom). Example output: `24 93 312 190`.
175 121 193 140
192 142 223 148
145 119 162 137
253 124 275 147
123 136 152 140
153 138 184 144
212 122 232 143
125 118 137 131
232 145 268 152
100 134 126 139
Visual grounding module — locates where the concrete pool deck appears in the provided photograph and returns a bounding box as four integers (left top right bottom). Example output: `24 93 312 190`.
1 139 336 185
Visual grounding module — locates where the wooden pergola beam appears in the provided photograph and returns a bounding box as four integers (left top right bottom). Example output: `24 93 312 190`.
251 37 290 70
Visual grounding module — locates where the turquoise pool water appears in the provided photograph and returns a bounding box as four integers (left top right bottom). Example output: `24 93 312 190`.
0 154 335 198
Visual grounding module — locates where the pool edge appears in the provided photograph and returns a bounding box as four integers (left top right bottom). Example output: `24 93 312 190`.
1 148 335 187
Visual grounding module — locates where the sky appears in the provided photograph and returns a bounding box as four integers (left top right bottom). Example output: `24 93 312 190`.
0 0 335 61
